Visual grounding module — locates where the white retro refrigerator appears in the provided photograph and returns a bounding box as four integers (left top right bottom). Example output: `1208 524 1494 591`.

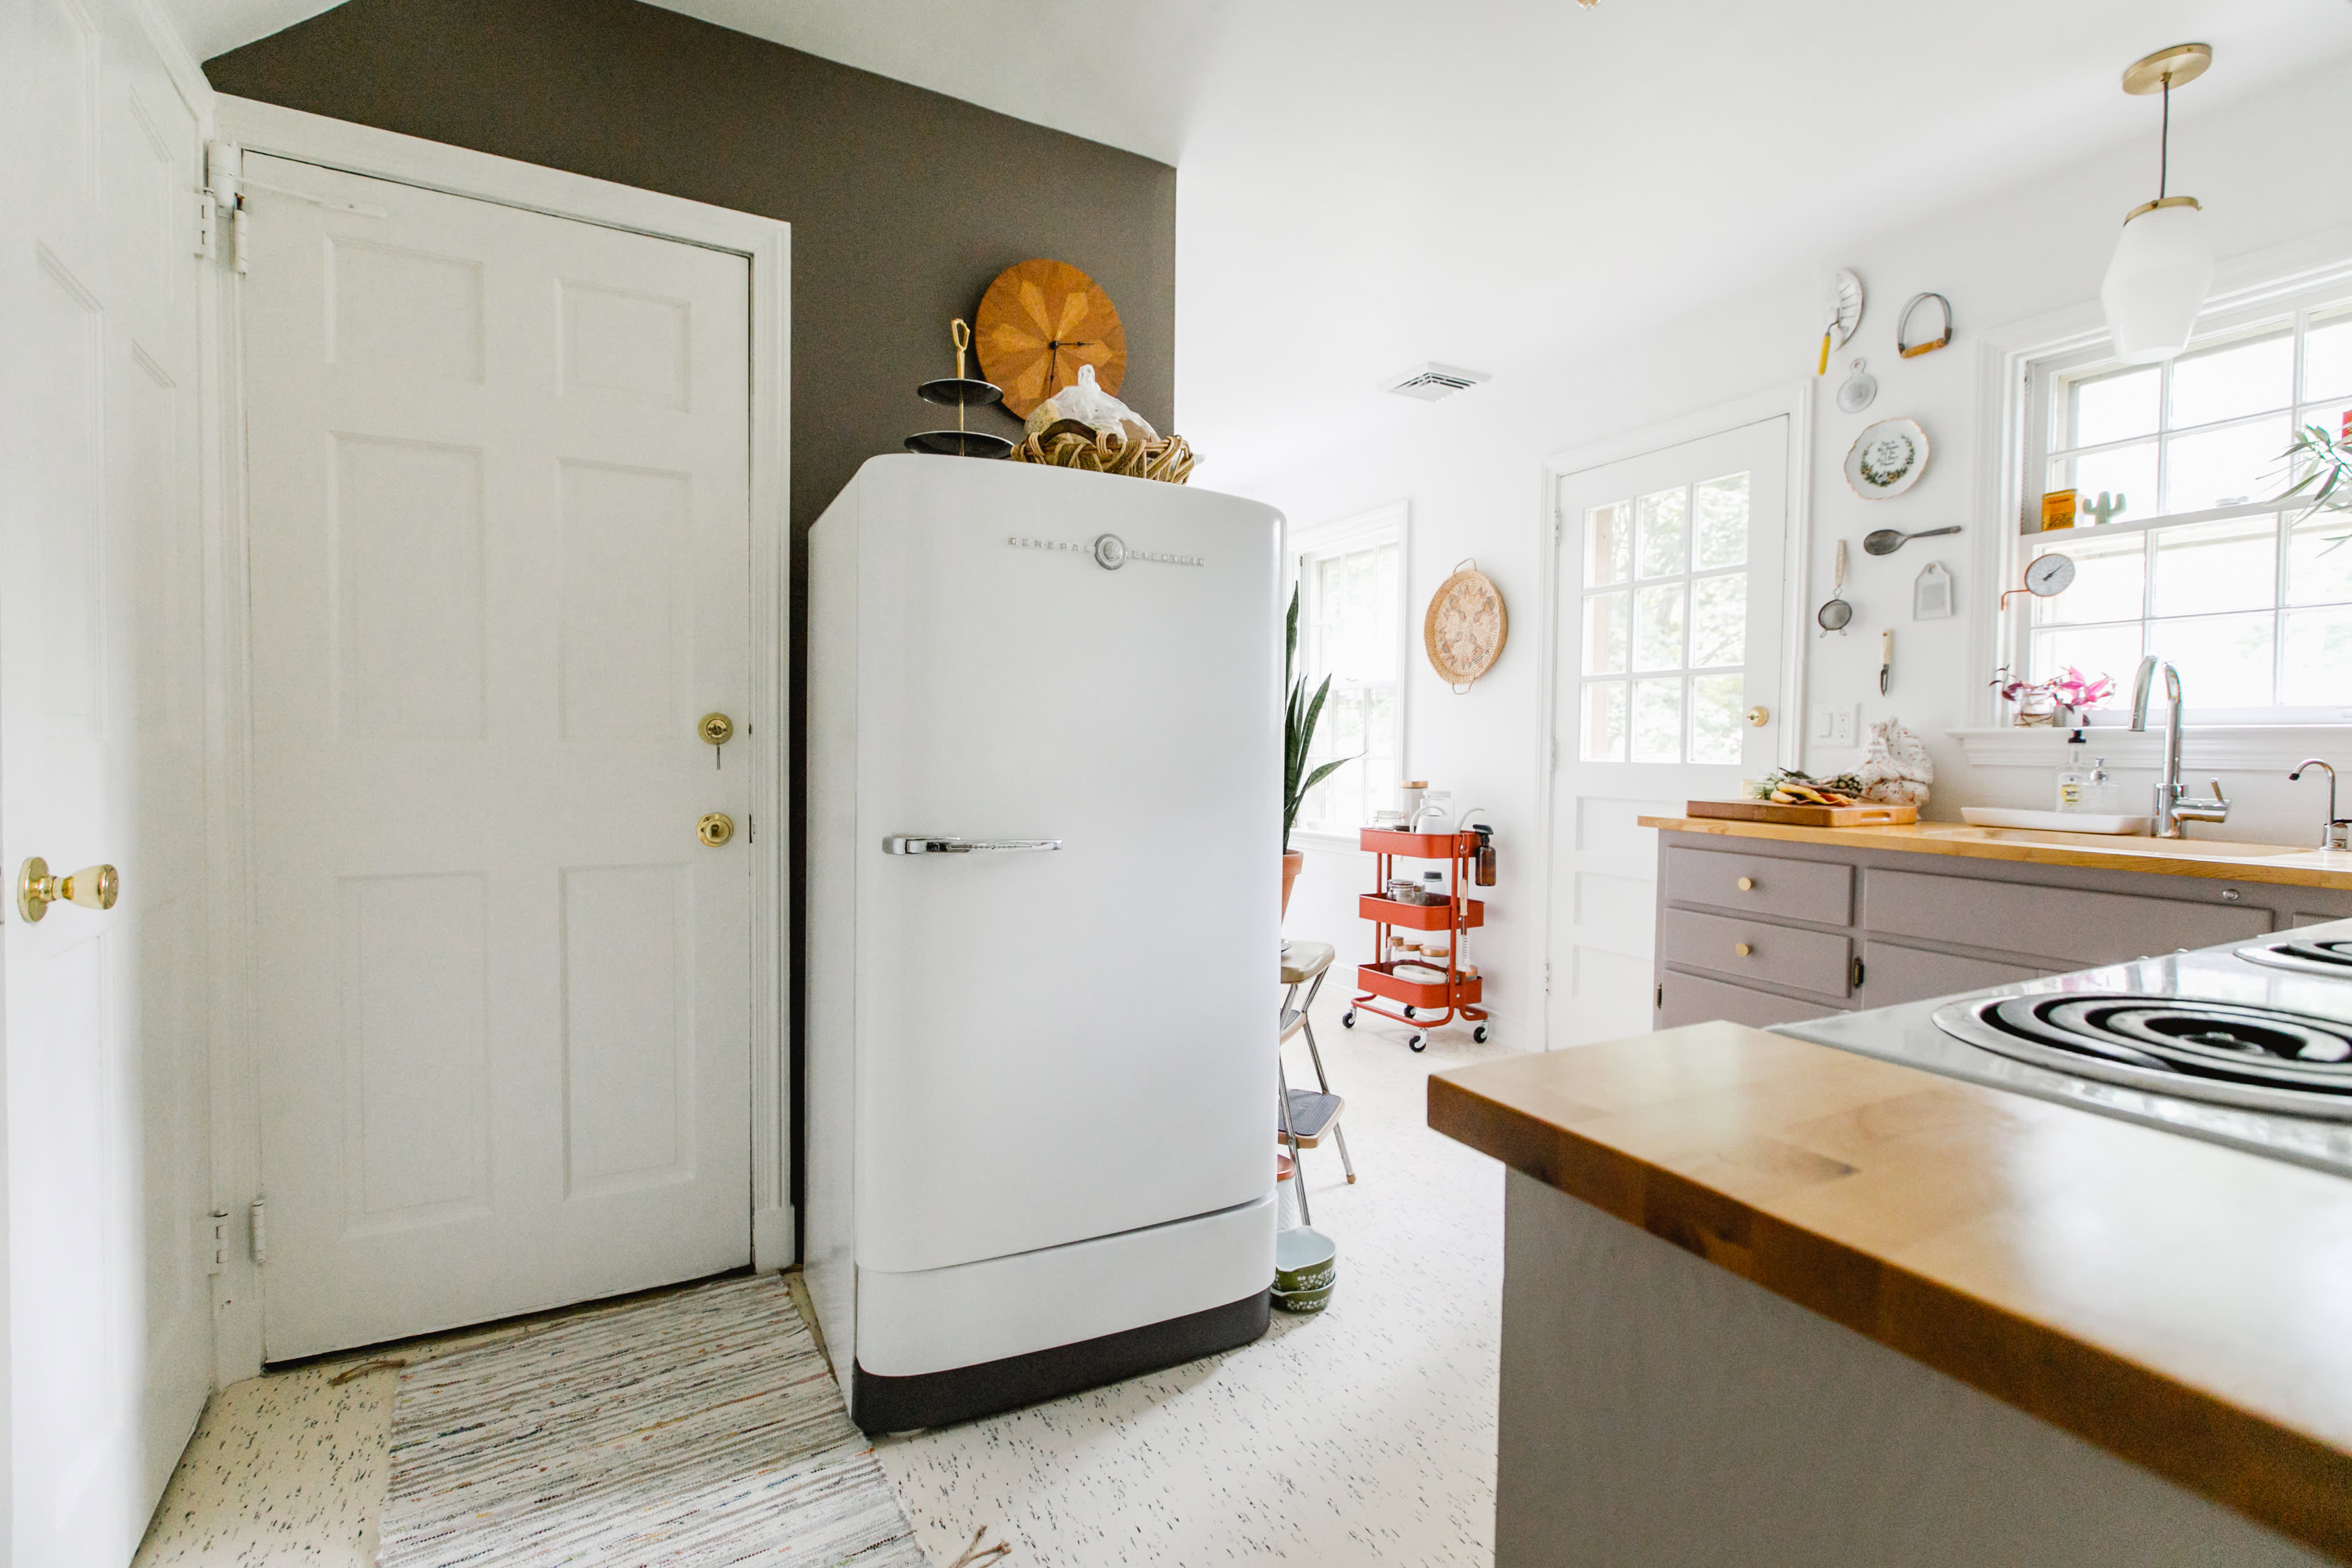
806 455 1284 1432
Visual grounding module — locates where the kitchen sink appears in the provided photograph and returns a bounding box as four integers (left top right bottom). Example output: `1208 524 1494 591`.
1915 826 2306 859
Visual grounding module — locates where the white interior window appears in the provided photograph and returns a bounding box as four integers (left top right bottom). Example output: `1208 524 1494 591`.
2013 293 2352 721
1294 508 1406 836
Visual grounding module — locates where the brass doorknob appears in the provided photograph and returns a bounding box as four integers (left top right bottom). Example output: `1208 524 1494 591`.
16 858 118 923
699 712 735 747
697 812 735 847
1746 706 1770 727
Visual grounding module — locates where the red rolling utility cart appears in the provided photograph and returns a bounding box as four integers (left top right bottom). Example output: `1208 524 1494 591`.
1343 829 1489 1052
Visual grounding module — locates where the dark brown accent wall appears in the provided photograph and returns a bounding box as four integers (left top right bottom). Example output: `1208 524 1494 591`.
207 1 1178 1249
204 0 1177 521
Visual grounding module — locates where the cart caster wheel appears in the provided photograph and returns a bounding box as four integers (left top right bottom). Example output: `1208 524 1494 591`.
1472 1024 1490 1044
1341 1010 1357 1029
1408 1032 1429 1052
1402 1005 1417 1019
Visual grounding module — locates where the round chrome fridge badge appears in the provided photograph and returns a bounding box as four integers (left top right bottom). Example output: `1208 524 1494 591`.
1092 533 1127 570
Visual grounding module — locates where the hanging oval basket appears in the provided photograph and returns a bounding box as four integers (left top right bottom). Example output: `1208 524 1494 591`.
1425 558 1508 694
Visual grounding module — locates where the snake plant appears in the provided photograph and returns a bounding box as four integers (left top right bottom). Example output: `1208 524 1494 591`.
1284 587 1355 854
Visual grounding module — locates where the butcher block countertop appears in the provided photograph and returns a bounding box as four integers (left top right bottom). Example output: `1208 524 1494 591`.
1430 1023 2352 1562
1642 814 2352 891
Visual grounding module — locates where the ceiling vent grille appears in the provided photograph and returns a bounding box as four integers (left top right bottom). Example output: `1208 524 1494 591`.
1382 362 1491 401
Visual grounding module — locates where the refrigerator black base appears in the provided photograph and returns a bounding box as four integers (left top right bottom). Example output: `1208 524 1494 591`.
850 1289 1271 1434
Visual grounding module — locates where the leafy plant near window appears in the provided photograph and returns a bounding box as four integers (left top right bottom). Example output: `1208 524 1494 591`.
2281 418 2352 523
1285 586 1356 853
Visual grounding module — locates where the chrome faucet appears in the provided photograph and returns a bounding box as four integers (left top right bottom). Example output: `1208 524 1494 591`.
2129 656 2230 839
2289 759 2352 850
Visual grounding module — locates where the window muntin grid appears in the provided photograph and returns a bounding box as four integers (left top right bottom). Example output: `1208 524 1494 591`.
1579 472 1752 762
2020 300 2352 720
1297 537 1401 833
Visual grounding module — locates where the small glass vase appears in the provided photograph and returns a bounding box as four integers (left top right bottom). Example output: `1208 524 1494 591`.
2013 691 2059 727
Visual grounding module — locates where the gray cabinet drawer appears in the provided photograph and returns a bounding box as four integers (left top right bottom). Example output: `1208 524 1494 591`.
1661 908 1851 997
1864 868 2271 966
1666 847 1853 926
1860 941 2050 1008
1658 969 1844 1030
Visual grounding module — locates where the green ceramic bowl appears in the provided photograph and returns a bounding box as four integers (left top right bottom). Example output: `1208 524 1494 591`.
1274 1228 1335 1294
1273 1282 1333 1314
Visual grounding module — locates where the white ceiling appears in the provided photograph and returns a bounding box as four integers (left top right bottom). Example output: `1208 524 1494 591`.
180 0 2352 483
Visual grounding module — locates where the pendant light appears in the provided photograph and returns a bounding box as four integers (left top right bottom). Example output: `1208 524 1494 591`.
2100 43 2213 364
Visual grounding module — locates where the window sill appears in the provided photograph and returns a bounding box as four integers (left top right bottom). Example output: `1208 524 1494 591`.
1289 828 1372 855
1950 725 2352 771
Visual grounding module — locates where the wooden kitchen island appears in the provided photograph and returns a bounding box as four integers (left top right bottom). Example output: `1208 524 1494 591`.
1431 1023 2352 1567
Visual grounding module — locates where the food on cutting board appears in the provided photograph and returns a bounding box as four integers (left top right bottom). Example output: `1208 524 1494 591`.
1749 768 1868 806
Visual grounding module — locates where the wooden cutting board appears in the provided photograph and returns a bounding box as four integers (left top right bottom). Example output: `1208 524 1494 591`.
1686 798 1919 828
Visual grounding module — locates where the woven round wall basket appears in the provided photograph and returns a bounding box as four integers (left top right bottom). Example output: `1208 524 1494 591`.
1425 558 1507 694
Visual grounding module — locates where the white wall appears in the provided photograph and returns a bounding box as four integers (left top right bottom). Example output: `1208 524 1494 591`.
1260 57 2352 1042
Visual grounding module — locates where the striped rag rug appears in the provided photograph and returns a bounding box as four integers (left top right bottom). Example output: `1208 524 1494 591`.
378 1275 927 1567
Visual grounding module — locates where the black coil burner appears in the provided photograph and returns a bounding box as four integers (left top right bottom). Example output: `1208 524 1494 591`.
1933 994 2352 1119
2234 937 2352 979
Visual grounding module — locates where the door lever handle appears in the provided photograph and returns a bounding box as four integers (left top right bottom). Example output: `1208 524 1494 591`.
884 836 1062 854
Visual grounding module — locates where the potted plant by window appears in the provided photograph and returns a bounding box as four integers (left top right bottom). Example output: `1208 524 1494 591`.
1284 587 1354 916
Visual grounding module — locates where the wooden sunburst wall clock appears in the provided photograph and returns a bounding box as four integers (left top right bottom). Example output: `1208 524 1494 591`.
974 258 1128 419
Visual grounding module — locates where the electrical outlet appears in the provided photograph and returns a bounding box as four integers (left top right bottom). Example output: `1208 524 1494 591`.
1811 704 1860 747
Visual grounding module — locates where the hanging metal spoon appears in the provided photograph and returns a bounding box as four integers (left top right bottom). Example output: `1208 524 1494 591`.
1862 524 1961 555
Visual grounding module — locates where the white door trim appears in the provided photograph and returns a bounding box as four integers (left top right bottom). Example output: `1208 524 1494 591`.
208 96 792 1376
1528 382 1812 1047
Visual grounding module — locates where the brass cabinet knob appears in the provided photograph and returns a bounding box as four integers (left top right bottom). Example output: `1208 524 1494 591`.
699 712 735 747
1734 941 1753 958
1736 876 1756 891
697 812 735 847
16 858 118 923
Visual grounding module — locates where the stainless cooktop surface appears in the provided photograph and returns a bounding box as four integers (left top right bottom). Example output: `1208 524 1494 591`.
1774 919 2352 1178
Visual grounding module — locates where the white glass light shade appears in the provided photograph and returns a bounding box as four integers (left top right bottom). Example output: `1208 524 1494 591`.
2100 199 2212 364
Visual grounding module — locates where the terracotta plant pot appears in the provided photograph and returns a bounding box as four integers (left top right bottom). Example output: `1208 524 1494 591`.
1281 850 1304 916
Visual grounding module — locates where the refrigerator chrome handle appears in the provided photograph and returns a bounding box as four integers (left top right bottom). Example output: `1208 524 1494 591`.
883 836 1063 855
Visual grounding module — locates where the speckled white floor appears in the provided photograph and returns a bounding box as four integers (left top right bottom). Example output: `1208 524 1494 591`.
132 988 1508 1568
873 990 1509 1566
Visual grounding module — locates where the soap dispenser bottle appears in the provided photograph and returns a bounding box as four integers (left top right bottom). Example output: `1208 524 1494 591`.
2056 729 2092 813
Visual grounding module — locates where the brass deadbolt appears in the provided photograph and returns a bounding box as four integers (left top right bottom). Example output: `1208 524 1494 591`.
699 712 735 747
697 812 735 847
17 858 118 923
1746 706 1770 727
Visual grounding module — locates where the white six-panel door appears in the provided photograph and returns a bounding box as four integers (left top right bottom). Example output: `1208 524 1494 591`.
1546 419 1790 1048
1 2 216 1560
239 153 755 1358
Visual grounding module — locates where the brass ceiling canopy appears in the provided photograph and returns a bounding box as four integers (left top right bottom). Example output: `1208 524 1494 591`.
2121 42 2211 96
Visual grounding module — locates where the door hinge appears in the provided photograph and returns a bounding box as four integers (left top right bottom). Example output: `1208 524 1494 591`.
1655 981 1664 1011
1851 955 1866 991
208 1209 230 1275
204 140 249 275
249 1196 268 1265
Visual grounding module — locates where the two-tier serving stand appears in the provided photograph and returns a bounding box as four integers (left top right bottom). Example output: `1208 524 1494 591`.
1341 828 1489 1052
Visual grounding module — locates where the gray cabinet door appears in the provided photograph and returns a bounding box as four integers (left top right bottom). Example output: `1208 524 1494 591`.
1659 970 1844 1030
1864 868 2271 966
1860 941 2050 1009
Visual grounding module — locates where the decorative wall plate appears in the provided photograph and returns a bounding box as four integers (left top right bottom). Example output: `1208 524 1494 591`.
1425 559 1508 694
1844 418 1929 499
